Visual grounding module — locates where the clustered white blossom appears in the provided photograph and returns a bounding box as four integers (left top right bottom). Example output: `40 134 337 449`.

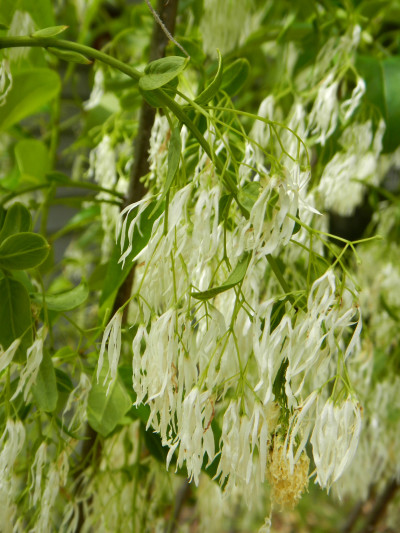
319 120 386 215
88 134 128 258
200 0 264 57
106 100 364 511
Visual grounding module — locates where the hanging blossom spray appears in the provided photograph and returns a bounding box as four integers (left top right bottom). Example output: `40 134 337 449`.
98 93 363 515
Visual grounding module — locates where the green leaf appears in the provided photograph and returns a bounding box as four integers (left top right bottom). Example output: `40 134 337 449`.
47 47 92 64
195 49 223 106
53 347 77 363
31 281 89 312
0 203 32 243
100 201 164 307
55 368 74 394
0 69 60 131
88 262 108 292
270 298 287 333
31 349 58 412
221 58 250 96
191 251 252 300
15 139 50 184
150 126 182 216
237 182 261 213
381 57 400 152
0 232 50 270
139 56 187 91
218 194 233 225
118 366 150 424
87 369 132 438
357 55 400 152
32 25 68 38
0 207 6 230
0 277 32 363
272 359 289 409
0 23 8 30
139 77 178 107
142 423 169 463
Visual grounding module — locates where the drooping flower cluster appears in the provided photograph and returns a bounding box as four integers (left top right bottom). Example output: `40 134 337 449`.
108 106 364 505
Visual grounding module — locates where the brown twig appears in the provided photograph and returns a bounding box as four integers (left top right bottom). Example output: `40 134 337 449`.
342 486 374 533
358 477 399 533
164 478 191 533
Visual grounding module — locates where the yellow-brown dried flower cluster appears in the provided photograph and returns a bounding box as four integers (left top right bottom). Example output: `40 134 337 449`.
267 438 310 509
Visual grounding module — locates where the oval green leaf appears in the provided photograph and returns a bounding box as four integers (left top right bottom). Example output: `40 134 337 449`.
0 203 32 244
191 251 252 300
31 281 89 312
31 349 58 412
221 58 250 96
0 232 50 270
15 139 50 184
139 77 178 107
0 277 32 364
0 68 61 131
32 25 68 38
87 368 132 438
139 56 187 91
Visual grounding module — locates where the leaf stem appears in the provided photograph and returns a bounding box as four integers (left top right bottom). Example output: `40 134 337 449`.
0 36 142 80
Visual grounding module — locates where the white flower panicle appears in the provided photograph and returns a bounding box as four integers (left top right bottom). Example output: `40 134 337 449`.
319 119 386 215
200 0 262 57
0 419 26 479
84 68 105 110
119 106 365 500
311 398 362 489
308 73 340 146
168 388 215 485
334 377 400 501
97 310 123 391
217 401 272 495
0 338 20 373
63 373 92 432
11 327 47 401
36 458 68 533
340 77 366 122
30 442 48 507
0 419 26 528
89 134 123 257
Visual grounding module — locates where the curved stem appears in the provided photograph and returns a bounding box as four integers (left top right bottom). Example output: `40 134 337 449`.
0 35 242 208
0 36 142 80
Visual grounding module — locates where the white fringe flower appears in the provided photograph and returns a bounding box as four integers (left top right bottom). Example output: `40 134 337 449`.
97 309 123 391
311 398 362 489
11 327 47 401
